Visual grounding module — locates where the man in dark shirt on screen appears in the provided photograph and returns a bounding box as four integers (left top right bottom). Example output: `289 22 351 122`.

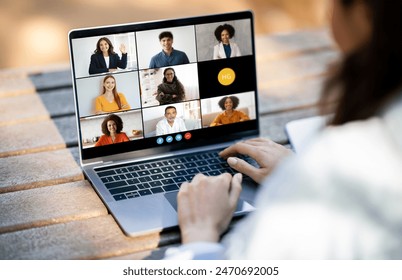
149 31 189 68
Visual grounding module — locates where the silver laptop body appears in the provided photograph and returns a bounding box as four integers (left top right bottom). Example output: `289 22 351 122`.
68 11 259 236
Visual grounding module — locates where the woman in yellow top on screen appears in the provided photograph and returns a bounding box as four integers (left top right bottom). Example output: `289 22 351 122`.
210 96 249 127
95 75 131 114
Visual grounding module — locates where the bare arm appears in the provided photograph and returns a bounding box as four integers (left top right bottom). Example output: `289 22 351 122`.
178 173 242 244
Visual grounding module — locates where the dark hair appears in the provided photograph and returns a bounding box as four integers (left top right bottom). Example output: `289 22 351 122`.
101 114 123 135
218 96 239 110
94 37 115 55
162 67 178 83
321 0 402 125
159 31 173 41
214 24 235 42
165 106 177 114
101 75 122 109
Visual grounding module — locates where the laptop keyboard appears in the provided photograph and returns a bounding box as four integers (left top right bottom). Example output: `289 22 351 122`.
95 149 257 201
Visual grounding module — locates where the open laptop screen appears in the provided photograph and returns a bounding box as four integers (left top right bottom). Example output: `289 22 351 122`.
69 11 259 161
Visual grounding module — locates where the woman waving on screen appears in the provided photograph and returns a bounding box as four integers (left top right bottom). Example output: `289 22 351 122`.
89 37 127 74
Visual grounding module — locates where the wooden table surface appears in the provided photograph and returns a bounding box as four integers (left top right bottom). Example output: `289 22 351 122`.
0 29 337 259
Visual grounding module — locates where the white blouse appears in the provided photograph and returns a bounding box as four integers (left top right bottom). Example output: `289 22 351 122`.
166 91 402 259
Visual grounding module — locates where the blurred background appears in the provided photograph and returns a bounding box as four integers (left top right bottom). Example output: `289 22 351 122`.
0 0 328 69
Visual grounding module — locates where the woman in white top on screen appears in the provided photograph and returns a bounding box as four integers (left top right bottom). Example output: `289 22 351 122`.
213 24 241 59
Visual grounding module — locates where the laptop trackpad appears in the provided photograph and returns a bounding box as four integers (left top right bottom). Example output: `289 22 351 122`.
164 191 179 211
164 191 249 213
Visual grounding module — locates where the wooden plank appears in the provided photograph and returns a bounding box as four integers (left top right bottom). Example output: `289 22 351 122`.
0 180 107 234
39 88 75 117
69 147 80 165
0 215 162 259
258 76 324 115
0 119 66 157
107 245 171 260
255 28 335 60
0 209 242 259
260 107 320 144
0 94 49 126
258 49 338 88
29 70 72 91
0 70 35 97
108 215 246 260
54 115 79 147
0 149 83 193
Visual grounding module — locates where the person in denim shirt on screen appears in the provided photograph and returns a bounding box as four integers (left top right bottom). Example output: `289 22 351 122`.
149 31 189 68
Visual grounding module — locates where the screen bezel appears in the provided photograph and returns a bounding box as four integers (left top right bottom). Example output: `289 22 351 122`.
68 11 259 162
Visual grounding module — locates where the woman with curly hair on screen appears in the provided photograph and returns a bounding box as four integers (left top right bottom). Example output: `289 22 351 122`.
213 24 241 59
210 96 250 127
95 114 130 147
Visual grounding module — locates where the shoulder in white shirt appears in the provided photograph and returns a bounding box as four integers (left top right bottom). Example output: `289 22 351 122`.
165 92 402 259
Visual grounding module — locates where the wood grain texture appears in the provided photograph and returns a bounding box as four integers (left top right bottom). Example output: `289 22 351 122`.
258 49 338 89
29 70 72 91
260 107 320 144
255 28 335 60
0 70 35 97
0 215 162 259
0 149 83 193
107 245 172 260
0 119 66 157
39 88 75 117
0 180 107 234
0 94 49 126
259 76 325 115
53 116 79 147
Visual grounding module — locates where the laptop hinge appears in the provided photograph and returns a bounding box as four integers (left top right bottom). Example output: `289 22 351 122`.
82 160 112 167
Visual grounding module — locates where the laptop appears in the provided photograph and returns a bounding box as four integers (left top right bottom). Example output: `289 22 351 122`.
68 11 259 236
